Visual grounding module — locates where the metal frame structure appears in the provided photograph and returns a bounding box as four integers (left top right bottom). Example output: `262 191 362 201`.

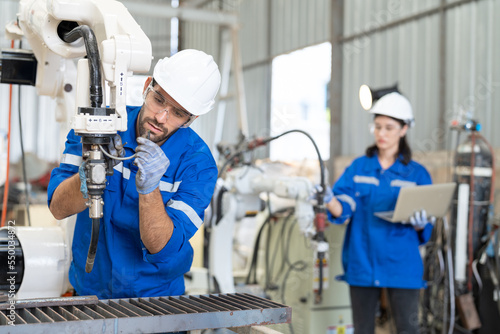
0 293 291 333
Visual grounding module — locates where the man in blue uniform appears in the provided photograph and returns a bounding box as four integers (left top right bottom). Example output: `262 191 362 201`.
47 49 221 299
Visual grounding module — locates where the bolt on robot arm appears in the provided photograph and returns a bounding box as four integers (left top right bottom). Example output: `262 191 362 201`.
8 0 152 271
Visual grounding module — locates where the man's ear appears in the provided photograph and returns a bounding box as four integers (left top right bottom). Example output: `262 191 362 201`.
143 76 153 93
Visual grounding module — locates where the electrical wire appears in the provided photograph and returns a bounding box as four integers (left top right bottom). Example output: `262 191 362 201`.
17 78 31 226
219 129 326 191
218 129 328 300
98 144 136 161
267 129 326 189
471 259 483 291
245 212 271 285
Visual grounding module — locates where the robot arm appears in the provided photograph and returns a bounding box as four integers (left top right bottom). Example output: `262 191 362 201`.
7 0 152 273
17 0 152 131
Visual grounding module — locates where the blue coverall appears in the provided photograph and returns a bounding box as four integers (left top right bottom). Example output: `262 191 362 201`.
328 154 433 289
48 106 218 298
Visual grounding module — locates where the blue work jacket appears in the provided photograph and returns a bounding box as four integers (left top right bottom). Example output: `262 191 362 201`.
328 154 433 289
48 106 218 298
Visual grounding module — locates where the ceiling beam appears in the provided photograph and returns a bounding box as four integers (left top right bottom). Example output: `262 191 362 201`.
121 1 238 27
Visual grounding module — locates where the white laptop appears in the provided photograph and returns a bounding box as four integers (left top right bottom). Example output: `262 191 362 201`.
374 182 457 223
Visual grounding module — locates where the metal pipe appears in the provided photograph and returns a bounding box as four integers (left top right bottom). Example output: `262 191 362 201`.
329 0 344 182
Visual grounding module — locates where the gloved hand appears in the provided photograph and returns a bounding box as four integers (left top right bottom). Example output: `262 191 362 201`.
311 184 334 204
409 209 436 231
134 137 170 194
107 134 125 166
79 161 88 199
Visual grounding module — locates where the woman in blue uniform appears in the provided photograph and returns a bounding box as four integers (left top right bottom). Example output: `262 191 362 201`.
325 92 434 334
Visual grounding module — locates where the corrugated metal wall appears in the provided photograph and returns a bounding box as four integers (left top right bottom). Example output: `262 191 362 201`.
341 0 500 157
446 0 500 148
184 0 330 156
341 0 442 156
1 0 499 165
184 0 500 160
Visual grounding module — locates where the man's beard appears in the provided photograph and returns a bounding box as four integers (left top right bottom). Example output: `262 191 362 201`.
137 109 170 143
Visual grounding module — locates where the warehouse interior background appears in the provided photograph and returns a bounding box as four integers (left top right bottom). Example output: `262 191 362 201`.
0 0 500 333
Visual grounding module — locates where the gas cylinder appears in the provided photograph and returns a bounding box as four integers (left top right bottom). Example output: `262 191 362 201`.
452 133 493 262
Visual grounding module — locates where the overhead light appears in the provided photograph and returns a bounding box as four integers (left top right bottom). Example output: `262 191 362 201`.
358 83 399 110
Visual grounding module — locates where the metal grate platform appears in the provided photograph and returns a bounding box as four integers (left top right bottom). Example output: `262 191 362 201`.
0 293 291 333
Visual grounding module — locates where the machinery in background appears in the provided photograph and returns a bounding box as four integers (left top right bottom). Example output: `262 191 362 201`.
205 131 352 334
422 116 499 333
0 0 151 298
0 220 74 299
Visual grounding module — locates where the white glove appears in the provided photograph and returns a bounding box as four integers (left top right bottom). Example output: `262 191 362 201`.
134 137 170 194
107 134 125 166
409 210 436 231
311 184 334 204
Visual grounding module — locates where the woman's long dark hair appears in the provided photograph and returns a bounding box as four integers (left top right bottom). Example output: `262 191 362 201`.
366 115 412 165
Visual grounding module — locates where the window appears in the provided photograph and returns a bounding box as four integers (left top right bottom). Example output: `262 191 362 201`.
270 42 331 162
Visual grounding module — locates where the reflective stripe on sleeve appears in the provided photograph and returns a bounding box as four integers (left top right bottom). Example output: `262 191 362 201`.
353 175 379 186
167 200 203 228
113 164 181 191
159 181 182 193
390 180 416 188
337 194 356 212
61 153 82 167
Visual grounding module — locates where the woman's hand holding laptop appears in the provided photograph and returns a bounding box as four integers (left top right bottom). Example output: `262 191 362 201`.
407 209 437 231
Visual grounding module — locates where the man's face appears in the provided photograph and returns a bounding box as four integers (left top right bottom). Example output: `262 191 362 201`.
137 80 193 144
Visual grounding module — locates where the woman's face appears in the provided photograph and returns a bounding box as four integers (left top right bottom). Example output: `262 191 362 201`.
373 115 408 152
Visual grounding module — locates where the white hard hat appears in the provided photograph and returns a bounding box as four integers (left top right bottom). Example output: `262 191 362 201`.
153 49 221 116
369 92 414 127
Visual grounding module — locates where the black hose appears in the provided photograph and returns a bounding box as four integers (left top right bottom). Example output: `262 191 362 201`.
219 129 327 195
17 72 31 226
222 129 328 298
266 130 326 197
62 25 103 108
85 218 100 273
61 25 103 274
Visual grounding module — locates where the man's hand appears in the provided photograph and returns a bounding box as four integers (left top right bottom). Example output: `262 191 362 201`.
107 134 125 166
134 137 170 194
409 209 436 231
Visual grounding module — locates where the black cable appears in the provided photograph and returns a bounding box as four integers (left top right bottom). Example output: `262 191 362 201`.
85 218 100 273
16 56 31 227
62 25 103 274
264 214 273 291
214 186 227 226
270 209 295 283
62 25 103 108
245 207 292 285
280 259 307 304
245 216 270 284
219 129 326 194
267 129 326 192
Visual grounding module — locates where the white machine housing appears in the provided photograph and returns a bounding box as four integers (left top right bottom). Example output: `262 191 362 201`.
17 0 152 133
209 166 315 294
